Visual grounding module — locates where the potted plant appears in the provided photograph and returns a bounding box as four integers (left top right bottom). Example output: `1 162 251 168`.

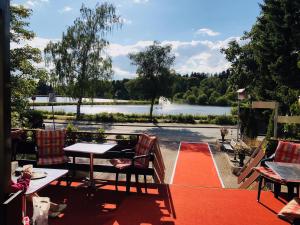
234 143 246 167
220 127 229 142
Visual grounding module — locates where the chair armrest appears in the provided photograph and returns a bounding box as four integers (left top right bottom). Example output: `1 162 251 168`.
131 153 152 165
114 148 135 158
120 148 135 153
261 153 275 166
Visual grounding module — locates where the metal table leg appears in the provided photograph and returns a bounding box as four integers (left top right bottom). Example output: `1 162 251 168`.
22 195 27 217
89 153 94 187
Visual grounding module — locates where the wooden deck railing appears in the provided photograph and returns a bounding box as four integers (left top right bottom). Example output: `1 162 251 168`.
12 128 166 183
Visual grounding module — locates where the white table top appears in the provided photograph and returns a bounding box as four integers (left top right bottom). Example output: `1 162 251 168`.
12 168 68 195
63 143 117 154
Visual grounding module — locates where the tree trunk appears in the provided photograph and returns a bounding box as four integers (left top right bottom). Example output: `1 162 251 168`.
76 98 82 120
149 97 155 121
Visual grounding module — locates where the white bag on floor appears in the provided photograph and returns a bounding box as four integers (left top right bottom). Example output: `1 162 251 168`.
32 197 50 225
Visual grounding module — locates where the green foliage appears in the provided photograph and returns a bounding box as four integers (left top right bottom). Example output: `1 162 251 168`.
11 110 44 129
290 101 300 115
231 106 238 115
96 128 107 141
116 134 125 140
164 114 196 124
44 3 121 118
22 110 44 128
222 0 300 113
212 115 236 125
239 108 258 139
215 96 229 106
66 123 78 132
197 94 208 105
129 41 175 119
10 5 45 119
38 110 236 125
186 94 197 105
167 71 232 106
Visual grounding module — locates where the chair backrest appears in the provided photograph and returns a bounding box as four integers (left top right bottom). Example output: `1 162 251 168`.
2 190 23 225
135 133 157 167
274 141 300 163
36 130 66 165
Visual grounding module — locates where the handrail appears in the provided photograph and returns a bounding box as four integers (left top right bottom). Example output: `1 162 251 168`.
12 128 143 137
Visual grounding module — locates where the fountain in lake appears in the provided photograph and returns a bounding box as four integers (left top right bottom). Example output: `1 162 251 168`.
158 96 171 107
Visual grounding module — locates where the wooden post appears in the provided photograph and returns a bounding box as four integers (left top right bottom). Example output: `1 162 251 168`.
273 102 279 138
0 0 11 224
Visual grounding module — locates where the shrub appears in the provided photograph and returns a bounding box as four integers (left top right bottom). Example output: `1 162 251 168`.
97 128 106 141
213 115 236 125
265 110 275 139
173 92 184 101
215 96 229 106
208 91 221 105
197 94 208 105
186 94 197 104
66 123 78 132
22 110 44 128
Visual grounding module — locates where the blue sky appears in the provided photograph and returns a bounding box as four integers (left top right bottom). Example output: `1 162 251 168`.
12 0 263 79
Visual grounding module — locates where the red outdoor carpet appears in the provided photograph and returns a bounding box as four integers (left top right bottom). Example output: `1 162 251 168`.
44 142 287 225
172 142 222 187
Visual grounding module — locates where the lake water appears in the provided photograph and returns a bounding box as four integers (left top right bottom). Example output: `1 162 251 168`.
35 104 231 116
31 96 128 103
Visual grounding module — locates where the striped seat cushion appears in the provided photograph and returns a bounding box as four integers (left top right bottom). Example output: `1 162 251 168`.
134 133 157 167
110 158 146 170
278 198 300 223
254 166 285 184
274 141 300 163
110 133 157 170
36 130 69 165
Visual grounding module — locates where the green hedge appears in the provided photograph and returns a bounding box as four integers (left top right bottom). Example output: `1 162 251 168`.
38 110 236 125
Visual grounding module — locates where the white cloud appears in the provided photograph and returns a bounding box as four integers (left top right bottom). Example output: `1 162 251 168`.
59 6 73 13
108 37 242 78
174 37 241 74
195 28 220 37
133 0 149 4
121 18 133 25
24 0 48 8
107 41 153 57
113 66 136 80
11 37 59 52
11 35 242 79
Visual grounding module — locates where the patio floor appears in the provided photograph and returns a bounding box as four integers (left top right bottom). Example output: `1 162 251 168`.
38 142 288 225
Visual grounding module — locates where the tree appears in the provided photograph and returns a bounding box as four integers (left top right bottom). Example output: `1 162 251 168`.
45 3 121 118
129 41 175 120
10 5 43 116
222 0 300 113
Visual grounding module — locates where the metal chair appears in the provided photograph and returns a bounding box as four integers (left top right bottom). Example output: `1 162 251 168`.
254 141 300 202
36 130 69 184
278 197 300 225
2 190 23 225
36 129 69 166
110 133 157 193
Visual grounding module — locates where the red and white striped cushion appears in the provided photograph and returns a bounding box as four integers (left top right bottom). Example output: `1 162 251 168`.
110 158 146 170
278 197 300 223
274 141 300 163
110 133 157 170
254 166 285 183
36 130 68 165
134 134 157 167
